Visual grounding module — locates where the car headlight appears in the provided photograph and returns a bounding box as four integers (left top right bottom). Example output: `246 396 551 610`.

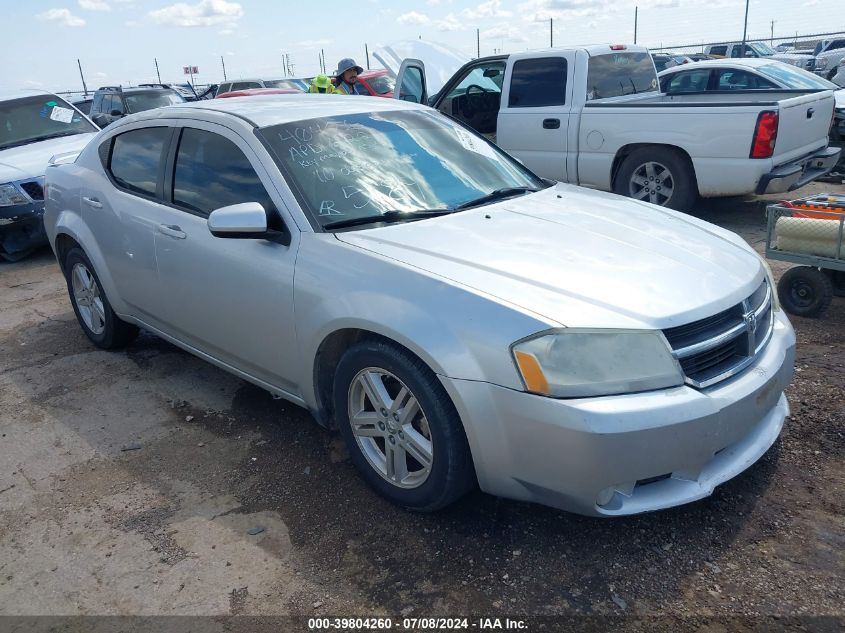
756 253 781 312
511 329 684 398
816 59 827 70
0 183 28 207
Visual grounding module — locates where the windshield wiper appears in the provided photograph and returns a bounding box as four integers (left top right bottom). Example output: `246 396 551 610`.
453 186 541 210
0 131 84 151
323 209 453 231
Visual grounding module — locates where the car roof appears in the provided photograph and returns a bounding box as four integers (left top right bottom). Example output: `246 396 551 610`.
153 93 425 127
658 58 777 74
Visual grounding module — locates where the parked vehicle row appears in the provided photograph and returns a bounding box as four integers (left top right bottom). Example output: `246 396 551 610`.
43 95 796 516
389 42 840 209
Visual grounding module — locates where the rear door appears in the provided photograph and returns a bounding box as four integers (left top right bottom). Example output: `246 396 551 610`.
394 59 428 104
497 53 575 181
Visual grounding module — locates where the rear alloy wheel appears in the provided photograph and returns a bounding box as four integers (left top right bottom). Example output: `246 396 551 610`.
333 340 475 511
64 247 139 349
777 266 833 318
615 146 697 210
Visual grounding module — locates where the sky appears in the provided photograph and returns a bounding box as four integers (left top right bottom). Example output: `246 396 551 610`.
0 0 840 92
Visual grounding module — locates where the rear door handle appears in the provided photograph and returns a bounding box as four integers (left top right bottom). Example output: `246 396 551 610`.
157 224 187 239
82 196 102 209
543 118 561 129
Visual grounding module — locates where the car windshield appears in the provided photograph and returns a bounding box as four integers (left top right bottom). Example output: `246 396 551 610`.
750 42 776 56
124 91 184 113
757 64 839 89
367 74 395 95
0 95 97 151
258 110 543 229
264 80 303 91
587 52 658 100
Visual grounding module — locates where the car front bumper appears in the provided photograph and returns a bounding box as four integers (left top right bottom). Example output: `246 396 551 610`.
441 310 795 517
0 202 47 258
756 146 842 194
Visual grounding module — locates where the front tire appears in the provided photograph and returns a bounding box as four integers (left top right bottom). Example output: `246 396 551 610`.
333 339 475 511
64 247 139 349
777 266 833 318
614 146 698 210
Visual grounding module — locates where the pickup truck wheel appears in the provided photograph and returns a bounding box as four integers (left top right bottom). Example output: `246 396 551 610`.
333 340 475 512
64 247 139 349
777 266 833 318
615 147 697 210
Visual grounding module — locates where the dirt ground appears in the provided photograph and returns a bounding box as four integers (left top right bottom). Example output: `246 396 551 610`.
0 183 843 630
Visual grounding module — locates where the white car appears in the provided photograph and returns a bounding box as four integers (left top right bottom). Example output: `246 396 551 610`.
44 95 795 516
832 57 845 88
811 37 845 81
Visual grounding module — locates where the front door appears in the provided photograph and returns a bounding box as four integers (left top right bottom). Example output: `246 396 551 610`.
394 59 428 104
496 53 574 182
152 122 300 393
435 59 505 145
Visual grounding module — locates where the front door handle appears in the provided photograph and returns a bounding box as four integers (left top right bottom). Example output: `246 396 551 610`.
806 107 815 119
157 224 187 239
82 196 102 209
543 118 561 129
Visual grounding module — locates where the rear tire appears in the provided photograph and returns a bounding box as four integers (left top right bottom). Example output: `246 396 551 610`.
333 339 475 512
777 266 833 318
614 146 698 211
64 247 139 349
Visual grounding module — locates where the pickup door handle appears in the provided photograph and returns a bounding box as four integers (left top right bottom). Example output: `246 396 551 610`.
82 196 102 209
807 107 815 119
157 224 187 240
543 118 561 129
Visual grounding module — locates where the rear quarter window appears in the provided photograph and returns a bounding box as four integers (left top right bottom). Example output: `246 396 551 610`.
108 127 170 197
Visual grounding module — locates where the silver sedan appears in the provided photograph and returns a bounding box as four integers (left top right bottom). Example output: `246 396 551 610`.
44 96 794 516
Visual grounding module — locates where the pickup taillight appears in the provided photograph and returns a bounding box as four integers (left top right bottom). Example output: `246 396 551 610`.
750 111 778 159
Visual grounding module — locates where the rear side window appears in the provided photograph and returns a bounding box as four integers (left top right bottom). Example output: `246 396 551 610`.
508 58 567 107
172 128 274 216
709 46 727 56
108 127 170 197
231 81 262 91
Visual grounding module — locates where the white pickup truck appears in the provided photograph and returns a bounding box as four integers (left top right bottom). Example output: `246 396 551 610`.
382 43 840 209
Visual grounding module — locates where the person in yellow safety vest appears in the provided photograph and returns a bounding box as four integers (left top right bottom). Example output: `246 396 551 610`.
334 58 365 95
309 74 335 94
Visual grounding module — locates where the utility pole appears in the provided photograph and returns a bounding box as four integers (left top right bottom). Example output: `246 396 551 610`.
221 56 227 81
550 18 553 48
770 20 775 45
154 58 162 84
740 0 750 57
321 49 326 74
476 28 480 58
365 43 370 70
77 58 88 96
634 6 638 45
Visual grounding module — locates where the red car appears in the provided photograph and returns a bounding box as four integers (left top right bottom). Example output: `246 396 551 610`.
356 69 395 98
216 88 301 98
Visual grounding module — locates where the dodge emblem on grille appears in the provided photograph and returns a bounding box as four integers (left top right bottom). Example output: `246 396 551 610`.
744 310 758 335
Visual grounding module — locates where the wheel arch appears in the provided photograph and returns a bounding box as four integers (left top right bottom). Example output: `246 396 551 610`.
611 143 700 196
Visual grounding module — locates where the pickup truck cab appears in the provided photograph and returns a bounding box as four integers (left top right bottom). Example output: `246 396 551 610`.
391 43 841 209
704 41 816 72
0 91 97 260
811 38 845 81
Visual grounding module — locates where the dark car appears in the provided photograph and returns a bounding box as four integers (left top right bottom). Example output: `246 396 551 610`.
89 86 184 128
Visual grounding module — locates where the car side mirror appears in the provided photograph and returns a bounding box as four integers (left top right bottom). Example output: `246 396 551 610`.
110 109 123 117
208 202 287 243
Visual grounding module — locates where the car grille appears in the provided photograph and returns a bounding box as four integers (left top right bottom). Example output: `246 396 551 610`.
663 279 774 388
19 180 44 201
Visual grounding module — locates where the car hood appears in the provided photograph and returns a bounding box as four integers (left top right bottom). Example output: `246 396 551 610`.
335 185 764 330
0 133 96 183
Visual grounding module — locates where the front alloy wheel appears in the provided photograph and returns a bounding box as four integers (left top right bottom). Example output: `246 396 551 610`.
348 367 434 489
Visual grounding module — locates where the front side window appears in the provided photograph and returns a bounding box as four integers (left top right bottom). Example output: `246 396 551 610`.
509 57 567 107
258 110 543 229
109 127 170 197
91 93 104 113
0 95 97 151
124 91 183 114
709 46 728 56
172 128 274 216
715 69 777 90
586 52 658 100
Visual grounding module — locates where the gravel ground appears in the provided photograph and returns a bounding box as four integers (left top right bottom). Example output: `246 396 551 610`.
0 184 843 630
